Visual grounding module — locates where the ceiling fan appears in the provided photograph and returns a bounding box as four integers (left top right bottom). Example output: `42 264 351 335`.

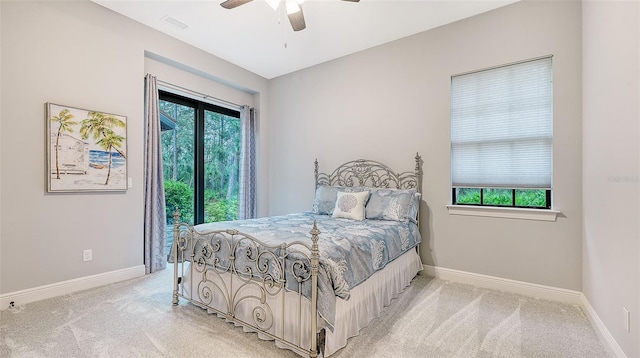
220 0 360 32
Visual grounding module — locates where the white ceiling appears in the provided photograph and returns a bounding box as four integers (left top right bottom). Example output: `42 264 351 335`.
92 0 518 79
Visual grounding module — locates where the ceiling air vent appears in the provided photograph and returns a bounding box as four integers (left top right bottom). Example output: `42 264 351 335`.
162 15 189 30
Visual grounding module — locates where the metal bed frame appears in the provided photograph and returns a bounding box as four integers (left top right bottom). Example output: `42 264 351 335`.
172 153 422 357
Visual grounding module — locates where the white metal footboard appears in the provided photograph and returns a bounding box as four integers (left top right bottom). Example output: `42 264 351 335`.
171 211 323 358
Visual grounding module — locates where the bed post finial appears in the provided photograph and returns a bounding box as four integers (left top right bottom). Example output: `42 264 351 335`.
414 152 423 194
310 220 320 249
173 209 181 225
314 159 319 190
309 221 320 357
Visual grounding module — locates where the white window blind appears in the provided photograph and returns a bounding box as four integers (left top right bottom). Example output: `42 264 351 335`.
451 57 553 189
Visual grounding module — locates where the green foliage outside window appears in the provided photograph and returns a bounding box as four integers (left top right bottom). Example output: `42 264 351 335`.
164 179 194 224
515 189 547 207
455 188 548 208
205 190 238 222
455 188 480 204
483 188 512 206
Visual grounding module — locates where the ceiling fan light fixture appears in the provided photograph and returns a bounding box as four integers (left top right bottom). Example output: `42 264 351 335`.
285 0 301 14
265 0 280 11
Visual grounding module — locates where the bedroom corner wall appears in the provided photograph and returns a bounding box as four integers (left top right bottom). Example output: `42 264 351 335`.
268 0 583 291
0 0 268 297
582 1 640 357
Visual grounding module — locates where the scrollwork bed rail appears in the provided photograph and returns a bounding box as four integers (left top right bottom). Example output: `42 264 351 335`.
172 212 322 357
315 153 422 193
171 153 422 357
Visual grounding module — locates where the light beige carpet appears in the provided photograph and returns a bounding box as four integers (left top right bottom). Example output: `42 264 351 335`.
0 266 609 358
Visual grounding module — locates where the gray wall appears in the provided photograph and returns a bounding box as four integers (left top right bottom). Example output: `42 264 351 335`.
582 1 639 357
268 0 583 291
0 0 269 294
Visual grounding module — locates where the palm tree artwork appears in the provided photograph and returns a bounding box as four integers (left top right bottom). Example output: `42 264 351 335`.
47 103 128 192
80 112 127 185
50 109 79 179
96 131 125 185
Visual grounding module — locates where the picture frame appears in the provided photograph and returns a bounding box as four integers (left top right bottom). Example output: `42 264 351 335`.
46 103 128 192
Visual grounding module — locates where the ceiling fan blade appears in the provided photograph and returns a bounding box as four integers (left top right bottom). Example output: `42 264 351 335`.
287 7 306 31
220 0 253 9
341 0 360 2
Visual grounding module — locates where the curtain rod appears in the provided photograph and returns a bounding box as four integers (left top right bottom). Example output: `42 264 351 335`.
156 79 242 110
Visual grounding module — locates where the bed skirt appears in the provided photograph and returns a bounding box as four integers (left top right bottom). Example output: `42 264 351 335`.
181 249 422 357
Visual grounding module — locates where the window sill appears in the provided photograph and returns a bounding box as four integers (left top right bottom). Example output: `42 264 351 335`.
446 205 560 222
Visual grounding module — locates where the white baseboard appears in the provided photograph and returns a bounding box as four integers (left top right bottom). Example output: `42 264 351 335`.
423 264 627 358
423 264 582 304
580 294 628 358
0 265 146 310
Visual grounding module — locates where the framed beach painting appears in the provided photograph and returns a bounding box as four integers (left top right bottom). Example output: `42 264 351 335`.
47 103 127 192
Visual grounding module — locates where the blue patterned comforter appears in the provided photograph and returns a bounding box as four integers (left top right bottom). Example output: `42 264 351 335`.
192 212 421 329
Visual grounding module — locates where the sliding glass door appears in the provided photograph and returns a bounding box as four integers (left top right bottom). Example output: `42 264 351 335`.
159 91 241 230
203 109 241 223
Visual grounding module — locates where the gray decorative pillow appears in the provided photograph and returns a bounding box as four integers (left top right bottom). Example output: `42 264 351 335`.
365 188 416 222
312 186 364 215
332 191 370 220
408 192 421 224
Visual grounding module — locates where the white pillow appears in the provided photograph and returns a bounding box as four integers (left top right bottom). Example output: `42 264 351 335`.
332 191 369 221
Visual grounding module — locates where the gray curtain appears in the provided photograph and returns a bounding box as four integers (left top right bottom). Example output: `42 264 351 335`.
144 74 167 274
238 106 257 219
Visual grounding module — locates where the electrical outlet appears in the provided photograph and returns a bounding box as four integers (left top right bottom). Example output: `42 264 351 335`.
624 307 630 333
83 249 92 262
